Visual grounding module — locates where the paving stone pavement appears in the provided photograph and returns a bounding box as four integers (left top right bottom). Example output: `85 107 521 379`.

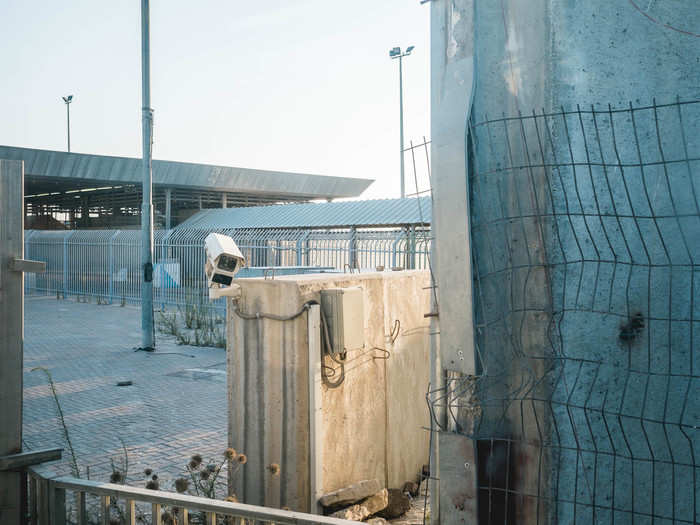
23 296 229 494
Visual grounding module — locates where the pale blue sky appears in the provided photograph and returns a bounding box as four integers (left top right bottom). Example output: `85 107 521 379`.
0 1 430 199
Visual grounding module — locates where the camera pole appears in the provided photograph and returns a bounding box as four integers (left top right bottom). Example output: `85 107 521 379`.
140 0 155 351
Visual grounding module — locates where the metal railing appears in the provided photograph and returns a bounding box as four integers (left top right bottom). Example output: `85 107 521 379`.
24 227 431 310
27 468 355 525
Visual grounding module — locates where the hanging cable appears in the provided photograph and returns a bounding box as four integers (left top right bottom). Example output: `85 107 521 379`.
231 301 311 321
319 305 345 388
232 299 346 388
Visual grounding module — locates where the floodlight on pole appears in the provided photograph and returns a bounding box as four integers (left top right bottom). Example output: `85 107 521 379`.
62 95 73 152
389 45 414 198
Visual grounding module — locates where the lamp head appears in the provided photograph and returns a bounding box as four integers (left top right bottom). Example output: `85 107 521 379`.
62 95 73 103
406 45 415 54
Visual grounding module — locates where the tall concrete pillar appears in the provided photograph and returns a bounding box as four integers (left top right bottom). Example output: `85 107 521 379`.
431 1 700 523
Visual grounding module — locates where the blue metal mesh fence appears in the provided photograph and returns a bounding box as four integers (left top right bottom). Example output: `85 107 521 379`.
25 226 431 310
429 99 699 524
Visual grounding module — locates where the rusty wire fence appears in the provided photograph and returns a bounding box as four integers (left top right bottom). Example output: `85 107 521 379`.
429 99 699 524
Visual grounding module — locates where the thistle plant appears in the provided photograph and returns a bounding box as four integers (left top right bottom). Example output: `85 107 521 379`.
181 449 245 500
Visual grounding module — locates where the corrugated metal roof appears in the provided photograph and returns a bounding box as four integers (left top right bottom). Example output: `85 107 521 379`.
0 145 373 199
176 197 432 229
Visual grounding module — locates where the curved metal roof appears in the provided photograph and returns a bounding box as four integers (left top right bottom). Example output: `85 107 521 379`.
0 145 372 199
176 197 432 229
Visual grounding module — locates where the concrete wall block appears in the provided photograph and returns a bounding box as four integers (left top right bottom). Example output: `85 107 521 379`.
226 271 431 512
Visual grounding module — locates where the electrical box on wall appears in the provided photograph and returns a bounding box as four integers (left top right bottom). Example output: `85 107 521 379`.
320 287 364 354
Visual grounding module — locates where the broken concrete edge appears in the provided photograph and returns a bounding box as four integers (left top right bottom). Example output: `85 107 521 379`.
330 488 389 521
320 472 425 520
319 479 382 509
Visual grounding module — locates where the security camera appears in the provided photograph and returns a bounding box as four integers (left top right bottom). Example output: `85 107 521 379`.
204 233 245 288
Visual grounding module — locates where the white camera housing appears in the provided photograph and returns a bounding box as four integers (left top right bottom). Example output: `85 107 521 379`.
205 233 245 289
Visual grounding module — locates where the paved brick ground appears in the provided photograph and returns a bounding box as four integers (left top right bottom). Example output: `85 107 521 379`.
23 296 228 494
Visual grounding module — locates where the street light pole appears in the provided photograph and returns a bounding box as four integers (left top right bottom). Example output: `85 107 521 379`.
140 0 155 351
62 95 73 152
399 55 405 198
390 46 414 198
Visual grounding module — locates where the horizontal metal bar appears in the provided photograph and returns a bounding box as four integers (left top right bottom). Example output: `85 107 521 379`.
0 448 62 471
50 476 357 524
9 258 46 273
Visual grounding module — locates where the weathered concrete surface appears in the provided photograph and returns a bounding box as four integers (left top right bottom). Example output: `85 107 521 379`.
431 1 700 524
430 0 476 377
320 479 382 509
429 3 479 523
227 271 431 512
473 1 700 122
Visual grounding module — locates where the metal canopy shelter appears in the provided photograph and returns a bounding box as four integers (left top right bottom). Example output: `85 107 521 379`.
0 145 373 229
177 196 432 230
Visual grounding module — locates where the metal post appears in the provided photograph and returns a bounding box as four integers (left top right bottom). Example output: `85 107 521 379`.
348 226 357 269
81 195 89 227
140 0 155 351
62 96 74 153
63 231 76 297
428 242 442 525
165 188 172 230
304 231 311 266
295 238 304 266
0 160 24 524
307 304 323 514
108 231 120 304
24 230 36 295
399 54 405 198
391 231 402 269
66 102 71 152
